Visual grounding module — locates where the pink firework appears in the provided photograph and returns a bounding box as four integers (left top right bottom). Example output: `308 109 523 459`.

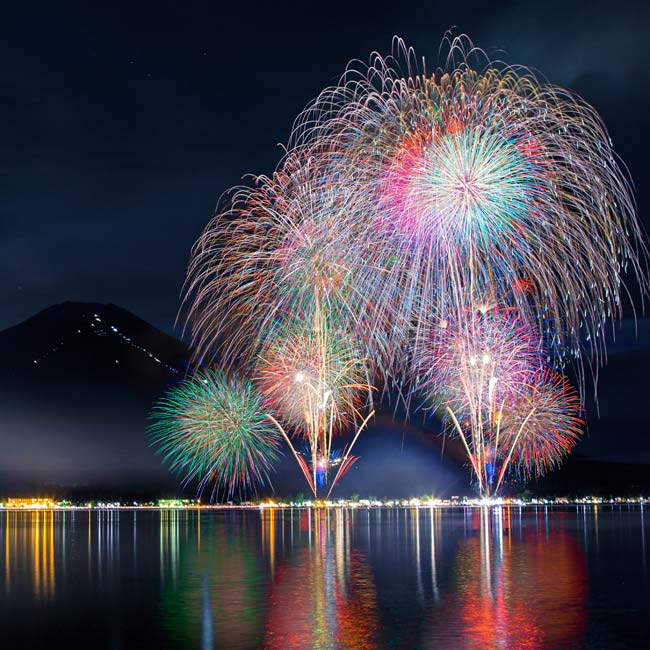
498 370 584 484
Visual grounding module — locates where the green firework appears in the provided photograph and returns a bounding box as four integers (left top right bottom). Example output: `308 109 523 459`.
149 369 282 500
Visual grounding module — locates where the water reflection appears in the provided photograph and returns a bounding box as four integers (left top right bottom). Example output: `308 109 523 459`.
424 507 587 649
0 506 648 649
156 508 380 649
154 506 589 649
158 510 266 649
262 508 379 649
2 511 57 599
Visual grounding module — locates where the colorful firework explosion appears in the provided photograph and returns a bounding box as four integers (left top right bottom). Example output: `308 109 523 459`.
415 304 584 494
498 370 584 484
174 34 645 498
414 305 544 494
285 35 646 382
183 153 391 375
256 311 374 497
148 369 283 500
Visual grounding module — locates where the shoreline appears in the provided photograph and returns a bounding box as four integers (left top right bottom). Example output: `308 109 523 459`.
1 497 647 511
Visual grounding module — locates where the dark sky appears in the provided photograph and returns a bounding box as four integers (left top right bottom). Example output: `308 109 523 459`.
2 0 649 334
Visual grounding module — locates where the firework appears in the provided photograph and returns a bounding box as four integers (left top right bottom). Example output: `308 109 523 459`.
183 152 396 377
415 304 584 494
148 369 282 500
178 34 644 496
298 447 360 491
416 305 542 412
497 370 583 485
256 311 374 497
287 35 646 384
415 304 544 494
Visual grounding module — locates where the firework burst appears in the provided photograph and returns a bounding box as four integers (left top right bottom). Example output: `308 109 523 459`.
415 304 546 494
256 311 374 496
415 304 585 495
148 369 283 500
416 305 543 412
498 370 584 485
183 152 395 376
177 34 645 497
287 35 646 384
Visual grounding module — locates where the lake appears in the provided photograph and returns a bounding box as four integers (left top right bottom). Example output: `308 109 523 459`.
0 505 648 649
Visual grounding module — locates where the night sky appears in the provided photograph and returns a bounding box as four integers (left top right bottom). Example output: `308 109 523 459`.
2 0 649 333
1 0 650 492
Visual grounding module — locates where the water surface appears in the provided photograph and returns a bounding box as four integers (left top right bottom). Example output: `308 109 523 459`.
0 506 648 649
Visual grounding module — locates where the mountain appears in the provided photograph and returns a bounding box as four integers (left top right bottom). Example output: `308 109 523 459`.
0 302 190 497
0 301 188 393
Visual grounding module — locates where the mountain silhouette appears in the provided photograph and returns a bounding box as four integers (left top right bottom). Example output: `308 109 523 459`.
0 302 189 497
